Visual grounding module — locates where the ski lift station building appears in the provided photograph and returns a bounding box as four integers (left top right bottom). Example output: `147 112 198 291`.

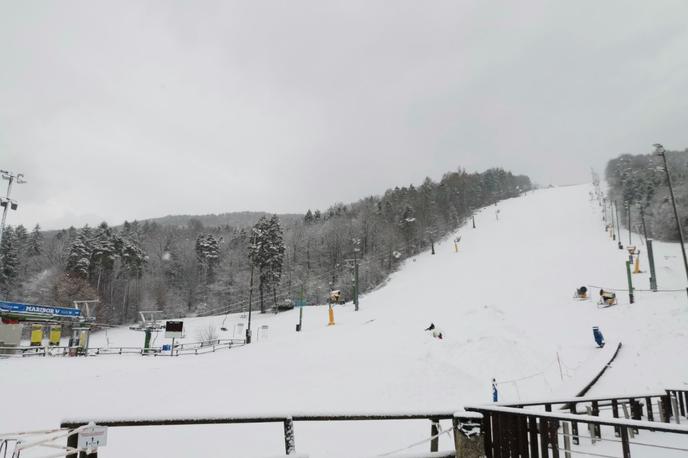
0 300 95 353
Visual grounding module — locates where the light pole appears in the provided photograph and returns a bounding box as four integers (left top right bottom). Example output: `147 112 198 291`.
625 202 632 246
246 231 256 344
0 170 26 247
640 204 658 291
653 144 688 299
614 201 623 249
353 238 360 311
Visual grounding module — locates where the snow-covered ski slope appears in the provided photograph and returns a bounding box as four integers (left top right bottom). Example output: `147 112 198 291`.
2 184 687 457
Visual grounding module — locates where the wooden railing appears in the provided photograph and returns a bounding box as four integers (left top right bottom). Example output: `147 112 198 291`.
465 404 688 458
54 390 688 457
60 411 483 457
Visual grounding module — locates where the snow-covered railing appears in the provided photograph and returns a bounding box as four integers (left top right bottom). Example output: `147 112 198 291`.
0 338 246 359
60 410 483 457
666 389 688 421
464 404 688 458
171 338 244 355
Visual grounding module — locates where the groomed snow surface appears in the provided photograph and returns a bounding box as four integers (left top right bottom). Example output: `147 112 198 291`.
2 184 687 457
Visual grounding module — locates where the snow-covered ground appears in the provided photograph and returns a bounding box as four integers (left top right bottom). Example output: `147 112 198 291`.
2 184 687 457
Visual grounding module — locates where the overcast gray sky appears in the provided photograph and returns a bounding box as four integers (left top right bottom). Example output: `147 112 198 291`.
1 1 687 230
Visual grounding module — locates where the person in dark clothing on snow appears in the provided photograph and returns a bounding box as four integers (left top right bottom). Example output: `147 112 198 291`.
425 323 443 339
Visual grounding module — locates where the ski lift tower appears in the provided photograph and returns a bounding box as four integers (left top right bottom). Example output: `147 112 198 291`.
71 300 100 354
129 311 164 354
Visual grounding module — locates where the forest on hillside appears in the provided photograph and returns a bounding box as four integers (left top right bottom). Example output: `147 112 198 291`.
606 148 688 241
0 167 531 325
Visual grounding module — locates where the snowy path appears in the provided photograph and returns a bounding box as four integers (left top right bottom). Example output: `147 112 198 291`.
1 184 686 457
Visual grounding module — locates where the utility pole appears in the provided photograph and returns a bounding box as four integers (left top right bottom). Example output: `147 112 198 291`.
246 263 254 344
0 170 26 247
347 238 361 311
615 201 623 249
246 232 256 344
609 199 616 240
626 202 632 246
654 144 688 300
639 205 649 241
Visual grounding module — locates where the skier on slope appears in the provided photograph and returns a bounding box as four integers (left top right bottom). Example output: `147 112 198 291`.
425 323 443 339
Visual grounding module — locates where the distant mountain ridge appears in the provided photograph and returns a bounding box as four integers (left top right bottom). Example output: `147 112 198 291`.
141 211 304 229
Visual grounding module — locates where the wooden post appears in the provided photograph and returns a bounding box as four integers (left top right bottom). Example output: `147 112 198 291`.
612 399 620 437
630 399 641 433
562 422 572 458
662 395 672 423
452 417 461 456
620 426 631 458
493 414 503 458
430 419 440 452
518 415 529 458
679 391 686 417
645 397 654 422
66 431 79 458
671 395 681 424
528 416 539 458
591 401 601 438
283 417 295 455
569 403 579 446
484 413 493 458
550 420 560 458
539 418 549 458
621 403 635 439
585 407 596 444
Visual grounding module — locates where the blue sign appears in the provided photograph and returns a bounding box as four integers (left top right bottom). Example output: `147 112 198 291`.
0 301 81 317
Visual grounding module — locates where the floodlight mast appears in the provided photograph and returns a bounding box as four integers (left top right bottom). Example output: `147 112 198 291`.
0 170 27 247
653 144 688 299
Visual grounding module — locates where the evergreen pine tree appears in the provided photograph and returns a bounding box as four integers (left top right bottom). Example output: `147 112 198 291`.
0 226 20 296
248 215 285 312
27 224 43 257
66 230 92 279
